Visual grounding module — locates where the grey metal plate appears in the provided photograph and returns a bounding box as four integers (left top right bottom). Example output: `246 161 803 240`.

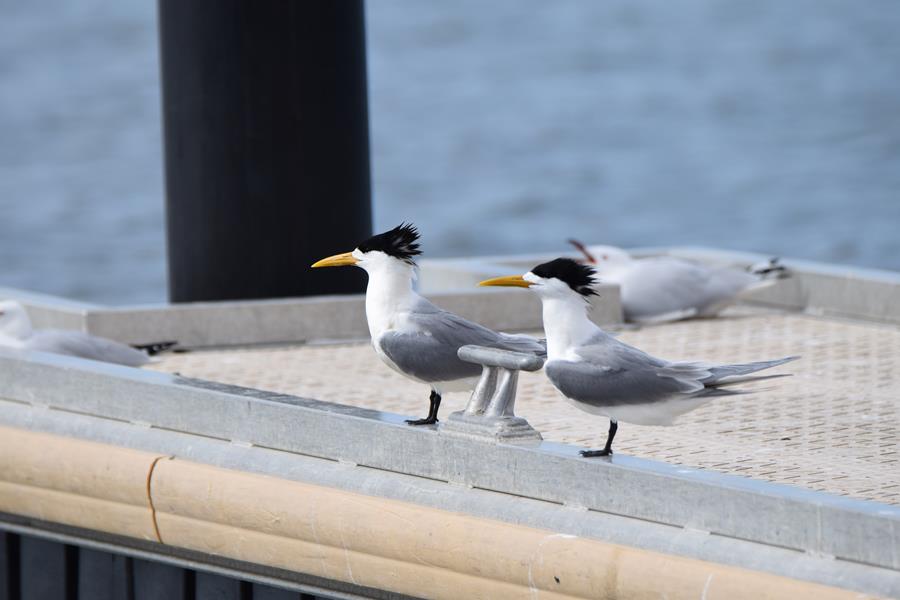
0 347 897 575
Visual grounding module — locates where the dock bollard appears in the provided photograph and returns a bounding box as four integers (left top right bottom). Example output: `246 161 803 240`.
441 345 544 443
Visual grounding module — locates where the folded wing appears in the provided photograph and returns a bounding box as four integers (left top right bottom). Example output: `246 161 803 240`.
26 330 151 367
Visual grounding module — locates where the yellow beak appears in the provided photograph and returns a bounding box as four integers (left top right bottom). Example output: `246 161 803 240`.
311 251 359 268
477 274 532 288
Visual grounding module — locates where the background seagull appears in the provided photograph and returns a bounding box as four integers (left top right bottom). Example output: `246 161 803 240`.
568 239 788 324
312 223 545 425
0 300 176 367
480 258 798 456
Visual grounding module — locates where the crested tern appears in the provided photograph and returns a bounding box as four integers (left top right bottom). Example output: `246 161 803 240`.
480 258 798 456
0 300 176 367
312 223 545 425
568 239 787 324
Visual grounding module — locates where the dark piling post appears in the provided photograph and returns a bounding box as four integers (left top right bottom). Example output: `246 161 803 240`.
158 1 372 302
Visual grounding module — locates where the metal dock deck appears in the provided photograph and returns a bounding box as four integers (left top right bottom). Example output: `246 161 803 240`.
1 248 898 599
147 304 899 506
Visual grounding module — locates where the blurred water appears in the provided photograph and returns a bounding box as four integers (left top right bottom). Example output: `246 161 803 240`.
1 1 898 304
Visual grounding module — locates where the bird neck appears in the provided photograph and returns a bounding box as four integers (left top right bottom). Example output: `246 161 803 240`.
364 261 421 338
540 294 600 360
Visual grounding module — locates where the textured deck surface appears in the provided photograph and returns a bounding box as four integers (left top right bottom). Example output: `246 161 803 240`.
149 307 900 505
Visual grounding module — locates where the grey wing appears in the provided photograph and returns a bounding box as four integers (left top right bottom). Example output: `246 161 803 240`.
546 335 703 407
623 258 750 319
702 355 799 383
700 266 765 310
378 303 544 384
547 360 698 408
378 329 482 383
410 301 545 355
26 330 150 367
495 332 547 357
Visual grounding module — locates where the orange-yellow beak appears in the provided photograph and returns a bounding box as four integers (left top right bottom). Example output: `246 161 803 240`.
311 251 359 268
477 274 532 288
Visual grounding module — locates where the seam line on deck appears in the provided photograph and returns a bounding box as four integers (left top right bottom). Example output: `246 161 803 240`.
146 455 169 544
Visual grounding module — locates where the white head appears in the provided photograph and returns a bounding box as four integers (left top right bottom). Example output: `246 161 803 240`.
586 245 632 266
568 239 632 271
0 300 33 339
311 223 421 280
479 258 598 304
479 258 600 355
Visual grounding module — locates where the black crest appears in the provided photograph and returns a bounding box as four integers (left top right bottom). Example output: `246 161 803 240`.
357 223 422 264
531 258 598 297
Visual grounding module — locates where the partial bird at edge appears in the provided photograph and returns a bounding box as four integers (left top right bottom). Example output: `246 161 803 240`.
0 300 179 367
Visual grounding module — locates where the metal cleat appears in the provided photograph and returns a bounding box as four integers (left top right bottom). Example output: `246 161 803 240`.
440 345 544 443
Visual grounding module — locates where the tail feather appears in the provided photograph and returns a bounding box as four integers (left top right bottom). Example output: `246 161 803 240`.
748 257 790 279
132 341 178 356
704 355 799 384
710 373 793 387
696 386 749 398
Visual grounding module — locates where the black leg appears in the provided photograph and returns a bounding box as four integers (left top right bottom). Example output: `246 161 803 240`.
406 390 441 426
581 420 618 457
